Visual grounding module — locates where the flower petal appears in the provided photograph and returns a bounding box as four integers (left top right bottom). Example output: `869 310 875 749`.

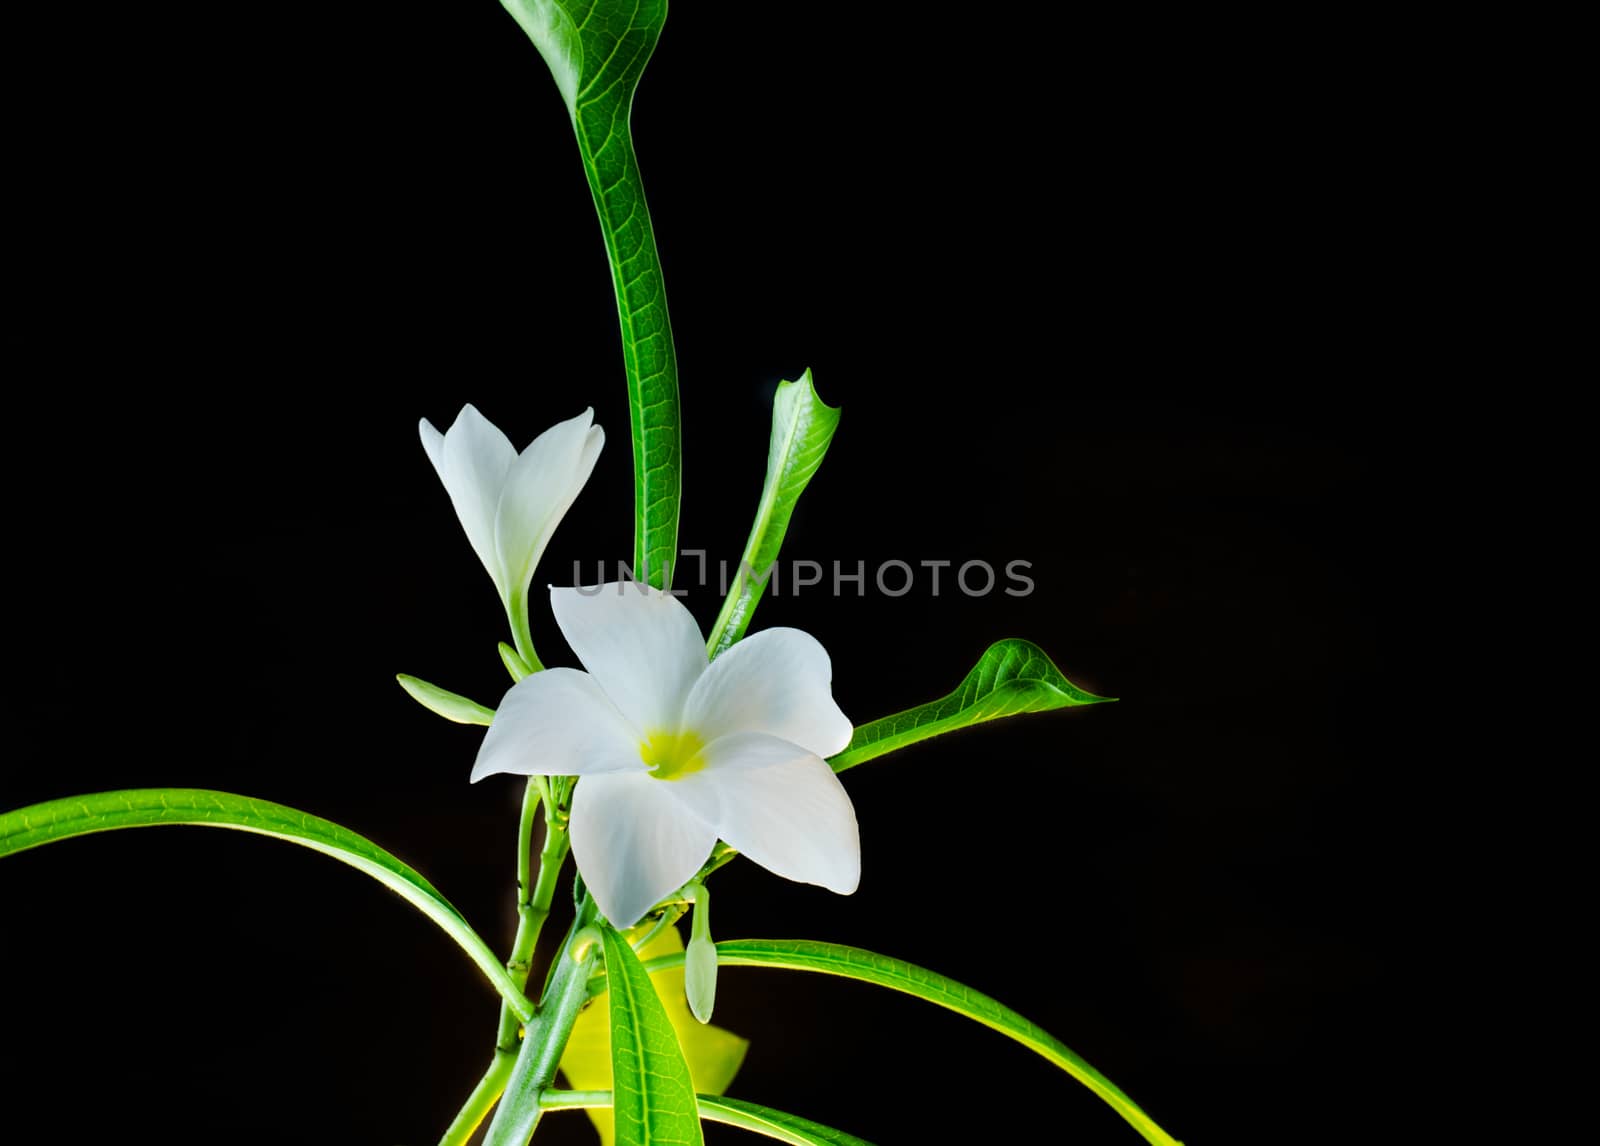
569 771 719 928
437 404 518 598
683 628 853 758
493 408 603 605
471 668 645 782
418 418 446 474
550 582 708 735
670 732 860 895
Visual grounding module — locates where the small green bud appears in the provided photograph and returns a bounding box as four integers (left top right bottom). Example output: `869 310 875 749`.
684 880 716 1023
396 674 496 726
498 642 534 680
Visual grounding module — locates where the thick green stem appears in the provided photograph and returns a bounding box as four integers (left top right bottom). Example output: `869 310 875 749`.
437 1051 517 1146
483 904 600 1146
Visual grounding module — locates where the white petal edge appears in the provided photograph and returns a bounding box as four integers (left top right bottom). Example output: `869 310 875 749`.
438 404 518 600
569 771 719 928
550 582 708 736
471 668 645 782
683 627 853 758
419 418 446 475
493 409 602 604
669 731 860 896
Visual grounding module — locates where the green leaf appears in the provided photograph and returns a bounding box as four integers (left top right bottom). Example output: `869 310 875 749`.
697 1096 871 1146
541 1090 873 1146
503 0 680 589
707 370 842 657
0 789 533 1023
395 673 497 726
829 638 1114 773
562 926 747 1146
633 939 1183 1146
601 924 705 1145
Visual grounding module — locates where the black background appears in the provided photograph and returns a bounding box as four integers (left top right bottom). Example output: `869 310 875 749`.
3 4 1400 1143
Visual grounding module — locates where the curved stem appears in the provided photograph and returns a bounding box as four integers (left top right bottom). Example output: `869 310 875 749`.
438 1051 516 1146
629 904 683 953
697 842 740 882
439 780 573 1139
505 591 545 673
497 785 571 1052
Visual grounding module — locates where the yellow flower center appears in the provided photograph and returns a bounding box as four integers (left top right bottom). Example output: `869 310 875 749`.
641 728 707 781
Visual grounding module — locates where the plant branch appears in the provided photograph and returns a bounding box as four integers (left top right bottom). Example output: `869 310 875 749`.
498 782 571 1051
437 1051 516 1146
483 902 600 1145
505 591 545 673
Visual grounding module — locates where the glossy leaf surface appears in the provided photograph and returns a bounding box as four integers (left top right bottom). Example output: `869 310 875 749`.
830 639 1113 773
502 0 680 587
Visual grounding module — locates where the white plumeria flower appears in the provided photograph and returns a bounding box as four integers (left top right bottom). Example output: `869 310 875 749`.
419 404 604 622
473 581 860 928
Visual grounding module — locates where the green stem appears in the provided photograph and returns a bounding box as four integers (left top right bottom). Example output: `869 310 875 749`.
437 1051 517 1146
497 784 571 1052
516 780 539 913
697 842 739 882
483 904 600 1146
505 591 545 673
538 1089 612 1111
629 905 683 952
439 780 572 1139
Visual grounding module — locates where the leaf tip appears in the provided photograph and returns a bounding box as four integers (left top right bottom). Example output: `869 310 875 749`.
783 367 840 416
